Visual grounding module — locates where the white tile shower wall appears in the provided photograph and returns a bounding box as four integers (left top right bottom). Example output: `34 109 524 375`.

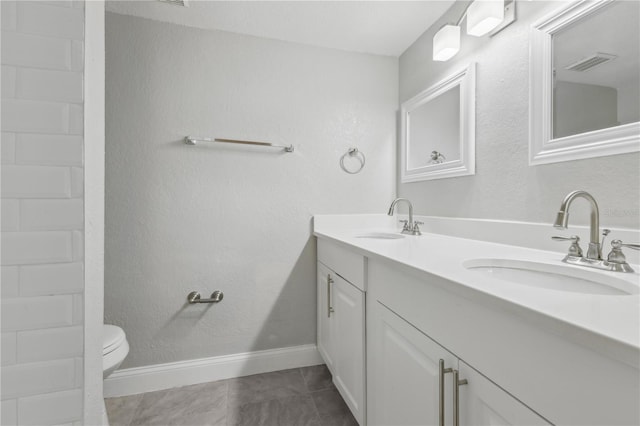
398 1 640 230
105 13 397 369
1 133 16 163
17 389 83 426
1 1 85 425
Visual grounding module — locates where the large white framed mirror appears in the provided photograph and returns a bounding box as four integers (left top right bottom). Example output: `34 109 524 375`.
530 0 640 165
401 63 475 182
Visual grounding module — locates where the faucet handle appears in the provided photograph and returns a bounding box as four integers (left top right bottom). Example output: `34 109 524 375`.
552 235 583 258
399 219 410 232
411 221 423 236
611 240 640 250
606 240 639 268
551 235 579 242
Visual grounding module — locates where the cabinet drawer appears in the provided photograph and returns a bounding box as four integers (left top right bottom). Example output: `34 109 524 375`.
317 238 365 291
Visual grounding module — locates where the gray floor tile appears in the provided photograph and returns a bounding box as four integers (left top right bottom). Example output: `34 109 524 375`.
228 394 320 426
311 388 358 426
301 365 333 392
172 409 227 426
105 394 144 426
105 365 354 426
130 380 228 426
227 368 307 407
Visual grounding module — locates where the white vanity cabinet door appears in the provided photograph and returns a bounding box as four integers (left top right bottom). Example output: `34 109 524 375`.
317 262 335 373
317 261 366 425
458 361 551 426
332 273 365 425
368 301 457 426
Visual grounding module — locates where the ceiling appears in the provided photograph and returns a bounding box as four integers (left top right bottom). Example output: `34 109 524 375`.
105 0 455 57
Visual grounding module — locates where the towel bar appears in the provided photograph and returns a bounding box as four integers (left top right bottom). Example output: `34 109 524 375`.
187 290 224 304
185 136 294 153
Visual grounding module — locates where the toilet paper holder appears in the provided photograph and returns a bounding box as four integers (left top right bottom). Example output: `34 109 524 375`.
187 290 224 304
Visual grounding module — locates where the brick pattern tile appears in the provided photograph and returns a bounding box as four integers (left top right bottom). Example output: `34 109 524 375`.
1 1 85 424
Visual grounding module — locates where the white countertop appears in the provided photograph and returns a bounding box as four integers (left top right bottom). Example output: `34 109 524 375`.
314 215 640 368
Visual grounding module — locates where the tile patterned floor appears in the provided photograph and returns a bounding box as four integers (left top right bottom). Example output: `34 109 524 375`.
105 365 359 426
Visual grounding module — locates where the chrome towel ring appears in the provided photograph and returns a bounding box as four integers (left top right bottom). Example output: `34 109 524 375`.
340 148 366 174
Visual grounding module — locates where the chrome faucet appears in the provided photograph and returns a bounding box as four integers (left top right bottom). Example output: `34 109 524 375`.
553 190 638 272
388 198 422 236
553 190 601 260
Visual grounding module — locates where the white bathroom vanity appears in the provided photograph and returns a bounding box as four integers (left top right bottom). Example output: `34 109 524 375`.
314 214 640 426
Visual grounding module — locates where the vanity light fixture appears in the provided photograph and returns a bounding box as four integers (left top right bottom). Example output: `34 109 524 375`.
433 25 461 62
467 0 505 37
432 0 515 62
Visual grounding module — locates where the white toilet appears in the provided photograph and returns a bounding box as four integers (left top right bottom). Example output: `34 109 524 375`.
102 325 129 425
103 324 129 378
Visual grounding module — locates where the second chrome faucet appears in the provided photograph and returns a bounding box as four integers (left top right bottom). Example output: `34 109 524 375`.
554 190 602 260
388 198 422 236
553 190 639 273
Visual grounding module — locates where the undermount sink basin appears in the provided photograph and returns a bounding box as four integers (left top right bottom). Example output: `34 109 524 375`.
463 259 639 296
355 232 404 240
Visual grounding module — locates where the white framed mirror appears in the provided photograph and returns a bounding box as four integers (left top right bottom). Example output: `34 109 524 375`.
529 0 640 166
400 63 475 182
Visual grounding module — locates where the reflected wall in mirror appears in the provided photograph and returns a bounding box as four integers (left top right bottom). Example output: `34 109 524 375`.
554 0 639 138
401 63 475 182
530 0 640 165
407 85 460 170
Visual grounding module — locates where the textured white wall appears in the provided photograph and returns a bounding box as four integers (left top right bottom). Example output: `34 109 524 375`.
105 13 397 368
399 1 640 230
1 1 86 424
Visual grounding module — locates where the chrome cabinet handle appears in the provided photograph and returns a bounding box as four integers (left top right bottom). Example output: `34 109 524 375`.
452 370 468 426
438 359 453 426
327 274 335 318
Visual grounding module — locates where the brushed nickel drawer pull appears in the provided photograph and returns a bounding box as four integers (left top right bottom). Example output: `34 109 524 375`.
439 359 453 426
453 369 468 426
327 274 335 317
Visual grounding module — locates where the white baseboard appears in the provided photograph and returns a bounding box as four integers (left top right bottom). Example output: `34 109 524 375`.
103 344 323 398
